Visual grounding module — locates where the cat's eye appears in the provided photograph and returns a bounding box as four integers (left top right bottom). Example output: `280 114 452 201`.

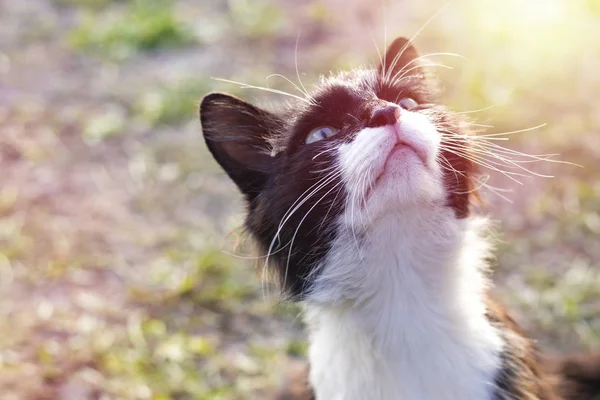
305 126 340 144
398 98 418 111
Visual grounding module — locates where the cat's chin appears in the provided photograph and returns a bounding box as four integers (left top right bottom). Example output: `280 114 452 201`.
357 156 446 222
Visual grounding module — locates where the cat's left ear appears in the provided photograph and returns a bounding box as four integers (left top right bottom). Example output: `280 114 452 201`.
200 93 281 201
379 37 421 80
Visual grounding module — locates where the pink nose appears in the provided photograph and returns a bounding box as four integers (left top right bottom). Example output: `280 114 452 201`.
368 105 401 128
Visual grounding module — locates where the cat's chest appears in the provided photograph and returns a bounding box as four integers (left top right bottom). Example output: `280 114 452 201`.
305 304 502 400
301 212 504 399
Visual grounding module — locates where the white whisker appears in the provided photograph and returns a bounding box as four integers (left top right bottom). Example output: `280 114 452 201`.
383 1 451 83
478 123 547 137
294 34 317 106
211 77 312 104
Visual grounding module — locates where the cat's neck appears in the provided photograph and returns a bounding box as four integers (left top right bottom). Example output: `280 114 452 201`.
303 207 504 400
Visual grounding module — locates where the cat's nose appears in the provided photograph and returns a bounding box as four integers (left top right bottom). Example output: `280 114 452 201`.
368 105 401 128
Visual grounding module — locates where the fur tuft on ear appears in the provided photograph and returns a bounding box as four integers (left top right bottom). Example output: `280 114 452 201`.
200 93 282 201
379 37 421 82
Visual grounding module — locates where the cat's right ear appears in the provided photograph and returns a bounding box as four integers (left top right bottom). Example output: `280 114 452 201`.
200 93 280 201
379 37 421 80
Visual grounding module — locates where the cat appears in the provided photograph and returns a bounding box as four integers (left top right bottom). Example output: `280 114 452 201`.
200 37 600 400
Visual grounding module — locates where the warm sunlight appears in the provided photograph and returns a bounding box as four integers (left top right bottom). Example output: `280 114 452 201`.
1 0 598 398
478 0 568 25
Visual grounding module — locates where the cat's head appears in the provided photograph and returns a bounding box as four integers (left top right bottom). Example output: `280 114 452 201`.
200 38 477 299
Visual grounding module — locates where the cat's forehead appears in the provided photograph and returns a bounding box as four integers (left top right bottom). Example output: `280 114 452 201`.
290 70 380 126
306 68 421 114
315 69 379 102
312 84 368 109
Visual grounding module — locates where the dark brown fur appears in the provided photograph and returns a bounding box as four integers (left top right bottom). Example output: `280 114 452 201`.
486 298 560 400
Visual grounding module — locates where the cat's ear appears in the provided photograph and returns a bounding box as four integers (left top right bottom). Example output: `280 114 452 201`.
200 93 280 200
379 37 421 80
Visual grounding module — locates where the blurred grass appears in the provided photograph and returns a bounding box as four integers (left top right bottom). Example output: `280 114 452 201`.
55 0 118 9
228 0 284 39
69 0 197 61
0 0 599 398
135 77 212 126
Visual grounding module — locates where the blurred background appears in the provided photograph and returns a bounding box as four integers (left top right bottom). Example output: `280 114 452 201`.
0 0 599 398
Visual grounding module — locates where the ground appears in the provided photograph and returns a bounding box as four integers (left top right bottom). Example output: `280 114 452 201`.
0 0 599 399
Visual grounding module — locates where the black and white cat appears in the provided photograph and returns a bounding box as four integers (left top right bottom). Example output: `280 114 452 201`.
200 38 600 400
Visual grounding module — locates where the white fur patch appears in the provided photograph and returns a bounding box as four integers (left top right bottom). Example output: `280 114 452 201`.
302 111 504 399
337 111 444 224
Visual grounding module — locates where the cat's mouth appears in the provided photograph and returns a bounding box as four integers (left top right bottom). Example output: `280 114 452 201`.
360 137 429 206
388 140 425 164
383 131 429 170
